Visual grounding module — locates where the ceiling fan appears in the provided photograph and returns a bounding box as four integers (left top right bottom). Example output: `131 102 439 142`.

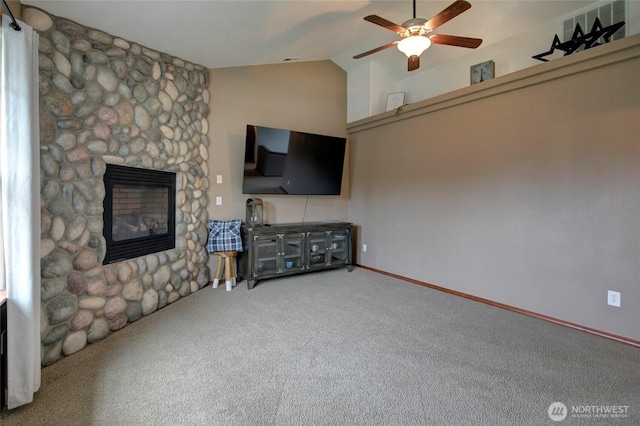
353 0 482 71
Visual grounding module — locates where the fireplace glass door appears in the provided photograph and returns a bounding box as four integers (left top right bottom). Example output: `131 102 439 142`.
103 165 176 264
112 184 169 241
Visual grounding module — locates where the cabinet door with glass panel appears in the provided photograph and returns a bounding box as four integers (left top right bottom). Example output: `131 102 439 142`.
251 232 305 277
307 231 329 270
279 232 305 273
251 234 279 277
326 230 349 266
307 230 350 270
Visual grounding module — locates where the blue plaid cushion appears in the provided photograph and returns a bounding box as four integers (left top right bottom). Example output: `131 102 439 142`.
206 219 243 253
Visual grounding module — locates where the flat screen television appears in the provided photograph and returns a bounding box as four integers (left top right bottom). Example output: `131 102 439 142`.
242 124 347 195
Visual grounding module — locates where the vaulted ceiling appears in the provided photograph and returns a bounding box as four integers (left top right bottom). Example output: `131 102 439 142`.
22 0 599 79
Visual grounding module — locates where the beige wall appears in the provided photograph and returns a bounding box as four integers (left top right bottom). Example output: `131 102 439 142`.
347 36 640 342
206 60 348 273
5 0 21 19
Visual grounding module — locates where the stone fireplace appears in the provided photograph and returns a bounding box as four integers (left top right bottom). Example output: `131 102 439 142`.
28 5 211 366
103 164 176 263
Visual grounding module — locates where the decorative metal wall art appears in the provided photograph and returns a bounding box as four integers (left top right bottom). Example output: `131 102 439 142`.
533 17 625 62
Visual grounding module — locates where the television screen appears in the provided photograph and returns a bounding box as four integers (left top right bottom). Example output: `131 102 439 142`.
242 125 346 195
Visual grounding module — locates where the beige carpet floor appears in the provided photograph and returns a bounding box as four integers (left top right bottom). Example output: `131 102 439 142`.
2 268 638 425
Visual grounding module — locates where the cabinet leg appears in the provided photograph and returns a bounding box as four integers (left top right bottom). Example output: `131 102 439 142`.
347 265 354 272
247 280 256 290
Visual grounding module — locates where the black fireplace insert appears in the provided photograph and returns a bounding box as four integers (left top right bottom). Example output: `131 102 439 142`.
103 164 176 264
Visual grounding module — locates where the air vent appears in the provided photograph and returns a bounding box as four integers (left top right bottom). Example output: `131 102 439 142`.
282 57 301 62
563 0 626 46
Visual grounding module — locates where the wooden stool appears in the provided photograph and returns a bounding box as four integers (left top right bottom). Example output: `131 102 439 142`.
212 251 237 291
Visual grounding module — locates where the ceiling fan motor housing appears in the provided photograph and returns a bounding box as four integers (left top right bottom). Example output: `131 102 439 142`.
400 18 429 38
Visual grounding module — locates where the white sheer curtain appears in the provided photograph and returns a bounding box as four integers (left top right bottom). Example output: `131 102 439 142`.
1 15 41 409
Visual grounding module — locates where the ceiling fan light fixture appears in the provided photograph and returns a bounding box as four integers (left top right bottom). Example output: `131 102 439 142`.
397 35 431 58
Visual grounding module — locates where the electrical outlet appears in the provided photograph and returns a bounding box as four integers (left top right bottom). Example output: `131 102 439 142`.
216 196 222 206
362 244 367 252
216 175 222 184
607 290 621 307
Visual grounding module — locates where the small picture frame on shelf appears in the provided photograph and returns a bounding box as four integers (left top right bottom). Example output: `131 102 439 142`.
470 60 495 85
386 92 405 112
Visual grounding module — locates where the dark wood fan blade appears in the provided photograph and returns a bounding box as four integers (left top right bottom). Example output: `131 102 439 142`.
364 15 406 34
425 0 471 31
430 34 482 49
353 41 400 59
408 55 420 71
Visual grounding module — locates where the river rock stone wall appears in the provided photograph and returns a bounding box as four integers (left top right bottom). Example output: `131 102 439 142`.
23 6 211 366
